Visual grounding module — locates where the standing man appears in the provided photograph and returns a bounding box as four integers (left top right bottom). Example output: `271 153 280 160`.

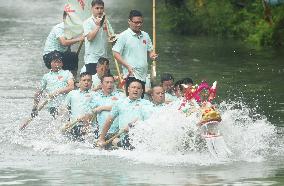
43 11 84 77
112 10 158 97
81 0 114 75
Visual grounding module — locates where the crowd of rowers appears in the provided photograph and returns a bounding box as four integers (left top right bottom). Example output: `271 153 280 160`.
28 0 196 149
30 50 194 149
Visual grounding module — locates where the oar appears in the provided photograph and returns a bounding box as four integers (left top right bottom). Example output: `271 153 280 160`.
76 40 84 56
19 99 49 131
61 119 79 133
61 113 97 133
94 119 138 148
104 14 124 86
94 129 124 148
151 0 157 82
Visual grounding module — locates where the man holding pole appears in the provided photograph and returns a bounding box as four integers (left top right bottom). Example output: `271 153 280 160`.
81 0 115 75
112 10 158 97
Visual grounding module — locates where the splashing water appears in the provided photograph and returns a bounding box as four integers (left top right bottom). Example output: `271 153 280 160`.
2 99 283 166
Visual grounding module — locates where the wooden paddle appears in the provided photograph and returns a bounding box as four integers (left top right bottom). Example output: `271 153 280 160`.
151 0 157 82
61 112 97 133
19 99 49 131
76 40 84 56
94 118 138 148
61 118 79 133
104 14 124 86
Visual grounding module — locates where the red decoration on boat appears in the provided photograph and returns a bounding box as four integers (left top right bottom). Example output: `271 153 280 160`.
179 81 217 110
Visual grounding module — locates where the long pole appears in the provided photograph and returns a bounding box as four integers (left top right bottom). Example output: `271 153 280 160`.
151 0 157 82
105 17 123 84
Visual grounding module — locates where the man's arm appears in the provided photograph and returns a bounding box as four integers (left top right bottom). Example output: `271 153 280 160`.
50 78 75 98
98 115 115 143
113 51 134 76
86 18 102 41
93 105 112 113
59 35 84 46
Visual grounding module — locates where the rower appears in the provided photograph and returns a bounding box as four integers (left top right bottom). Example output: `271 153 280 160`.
61 72 95 141
91 57 110 91
90 74 125 140
160 73 177 103
97 79 153 149
150 85 166 108
32 51 74 118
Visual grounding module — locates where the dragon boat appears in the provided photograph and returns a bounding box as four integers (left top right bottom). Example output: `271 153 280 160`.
179 81 232 159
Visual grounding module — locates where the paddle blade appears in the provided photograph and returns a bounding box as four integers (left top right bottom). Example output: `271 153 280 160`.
151 61 157 81
19 117 33 131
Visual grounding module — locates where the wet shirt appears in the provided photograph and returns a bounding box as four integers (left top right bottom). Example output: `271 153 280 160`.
152 103 166 112
165 92 178 102
83 15 114 65
43 22 67 55
91 90 125 134
40 70 73 108
64 89 94 120
112 28 153 82
110 97 153 129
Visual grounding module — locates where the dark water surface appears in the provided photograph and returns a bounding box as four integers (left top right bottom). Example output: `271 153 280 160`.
1 0 284 185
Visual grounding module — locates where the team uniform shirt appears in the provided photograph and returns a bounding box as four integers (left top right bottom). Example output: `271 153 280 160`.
40 69 73 108
165 92 178 102
110 97 153 129
91 74 101 89
43 22 67 55
112 28 153 82
83 15 114 65
90 90 125 134
64 89 94 120
152 103 166 112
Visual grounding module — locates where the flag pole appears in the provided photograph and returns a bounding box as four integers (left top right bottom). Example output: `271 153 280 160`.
151 0 157 82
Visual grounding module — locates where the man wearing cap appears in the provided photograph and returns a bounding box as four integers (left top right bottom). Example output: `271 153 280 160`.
32 51 75 118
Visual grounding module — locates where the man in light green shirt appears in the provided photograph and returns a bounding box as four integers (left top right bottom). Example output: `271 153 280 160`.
62 72 95 140
43 11 84 77
97 80 153 149
81 0 114 75
112 10 158 97
33 51 74 118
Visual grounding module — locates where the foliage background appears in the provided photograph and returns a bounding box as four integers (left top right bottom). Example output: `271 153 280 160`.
159 0 284 47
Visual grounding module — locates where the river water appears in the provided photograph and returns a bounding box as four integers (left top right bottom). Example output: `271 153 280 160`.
1 0 284 185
